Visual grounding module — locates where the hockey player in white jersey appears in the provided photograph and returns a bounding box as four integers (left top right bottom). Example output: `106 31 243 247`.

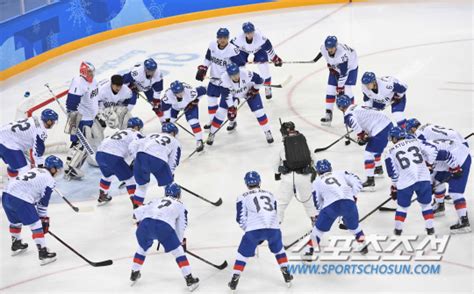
361 72 408 127
305 160 367 256
384 127 461 235
336 95 393 190
406 118 468 207
426 138 471 233
274 121 317 225
129 123 181 207
406 118 468 146
65 61 99 179
1 155 63 265
195 28 246 128
123 58 164 120
97 74 135 130
0 109 58 178
313 36 358 125
130 184 199 291
231 22 283 99
95 117 144 206
161 81 207 152
206 63 273 146
228 171 293 292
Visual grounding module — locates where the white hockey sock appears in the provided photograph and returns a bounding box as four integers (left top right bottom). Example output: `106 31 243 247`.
170 246 192 277
232 252 248 275
274 248 289 268
124 177 136 196
30 220 46 248
433 184 446 204
99 176 113 193
207 96 219 122
134 183 149 205
364 152 376 177
132 246 147 271
451 193 467 218
253 109 270 132
9 223 22 240
395 206 408 231
420 203 434 229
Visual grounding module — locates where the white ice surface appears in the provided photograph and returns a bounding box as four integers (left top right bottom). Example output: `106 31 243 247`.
0 0 473 293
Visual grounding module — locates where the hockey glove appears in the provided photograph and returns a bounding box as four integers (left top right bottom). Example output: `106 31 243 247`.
195 65 208 81
327 63 339 77
274 173 281 181
40 217 50 234
357 131 369 146
246 87 259 99
336 86 345 95
227 106 237 121
390 185 397 200
392 94 403 104
185 99 200 112
449 166 463 178
151 98 162 115
272 55 283 67
128 83 139 94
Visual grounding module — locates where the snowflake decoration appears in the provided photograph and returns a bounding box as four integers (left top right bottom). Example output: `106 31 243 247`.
32 19 41 35
47 30 59 49
66 0 91 28
148 0 166 19
86 25 93 35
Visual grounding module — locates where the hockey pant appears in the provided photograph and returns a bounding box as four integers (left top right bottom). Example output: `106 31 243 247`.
326 67 358 111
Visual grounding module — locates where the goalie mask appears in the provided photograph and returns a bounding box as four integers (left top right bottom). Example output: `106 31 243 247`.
80 61 95 83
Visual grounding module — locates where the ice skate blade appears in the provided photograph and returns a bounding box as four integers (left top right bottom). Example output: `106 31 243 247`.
450 227 471 234
11 248 27 256
188 282 199 292
361 186 375 192
40 257 57 266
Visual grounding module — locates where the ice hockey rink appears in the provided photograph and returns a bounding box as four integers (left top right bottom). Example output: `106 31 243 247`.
0 0 472 293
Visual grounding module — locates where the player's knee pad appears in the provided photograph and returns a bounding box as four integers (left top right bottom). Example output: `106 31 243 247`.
257 63 271 80
29 220 43 231
136 246 148 256
169 245 185 258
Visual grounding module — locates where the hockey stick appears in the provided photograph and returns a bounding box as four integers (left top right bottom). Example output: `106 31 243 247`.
247 53 322 64
54 189 95 213
48 230 113 267
44 84 95 157
464 132 474 140
185 249 228 270
314 130 354 153
265 75 293 88
179 185 223 206
284 231 311 250
137 93 195 137
339 197 392 230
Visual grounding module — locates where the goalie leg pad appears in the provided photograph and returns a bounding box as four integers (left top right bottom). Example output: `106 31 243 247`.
65 143 87 179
